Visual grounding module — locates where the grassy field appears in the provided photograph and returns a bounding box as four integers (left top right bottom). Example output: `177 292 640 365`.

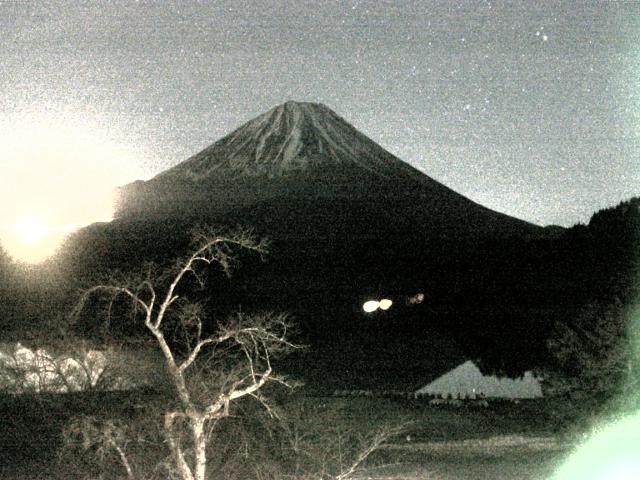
290 396 571 480
0 392 574 479
352 435 568 479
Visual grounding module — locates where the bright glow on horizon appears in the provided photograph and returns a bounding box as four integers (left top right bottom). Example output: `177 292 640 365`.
0 113 142 263
15 217 50 245
7 217 85 263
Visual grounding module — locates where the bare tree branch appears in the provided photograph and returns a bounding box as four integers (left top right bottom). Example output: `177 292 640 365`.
70 228 292 480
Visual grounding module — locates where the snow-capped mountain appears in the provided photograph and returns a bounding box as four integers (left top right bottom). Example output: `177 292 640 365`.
118 101 540 239
155 100 443 181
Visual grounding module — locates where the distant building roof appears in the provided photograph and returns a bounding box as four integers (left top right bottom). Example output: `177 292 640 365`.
415 360 542 399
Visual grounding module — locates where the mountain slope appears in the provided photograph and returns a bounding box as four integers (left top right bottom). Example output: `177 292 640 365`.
118 101 541 240
155 100 446 180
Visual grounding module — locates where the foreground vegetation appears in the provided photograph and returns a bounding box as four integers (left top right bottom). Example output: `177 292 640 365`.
1 392 571 480
0 229 407 480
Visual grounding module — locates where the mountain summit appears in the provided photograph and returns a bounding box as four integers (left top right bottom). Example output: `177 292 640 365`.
154 101 434 183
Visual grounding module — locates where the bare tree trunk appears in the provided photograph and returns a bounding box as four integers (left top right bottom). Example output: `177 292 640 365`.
165 412 195 480
192 415 208 480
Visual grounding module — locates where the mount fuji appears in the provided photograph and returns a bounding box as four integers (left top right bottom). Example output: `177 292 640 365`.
117 101 541 240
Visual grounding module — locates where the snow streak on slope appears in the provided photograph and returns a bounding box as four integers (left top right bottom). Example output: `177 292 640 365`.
156 101 429 182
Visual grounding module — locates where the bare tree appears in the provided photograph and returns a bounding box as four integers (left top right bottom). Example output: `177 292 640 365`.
72 228 296 480
274 398 409 480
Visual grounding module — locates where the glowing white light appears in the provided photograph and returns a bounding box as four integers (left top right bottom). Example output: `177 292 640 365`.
0 111 145 263
362 300 380 313
601 461 640 480
16 217 49 244
553 413 640 479
379 299 393 310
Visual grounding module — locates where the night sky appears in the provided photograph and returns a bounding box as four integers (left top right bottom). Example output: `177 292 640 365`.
1 0 639 228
